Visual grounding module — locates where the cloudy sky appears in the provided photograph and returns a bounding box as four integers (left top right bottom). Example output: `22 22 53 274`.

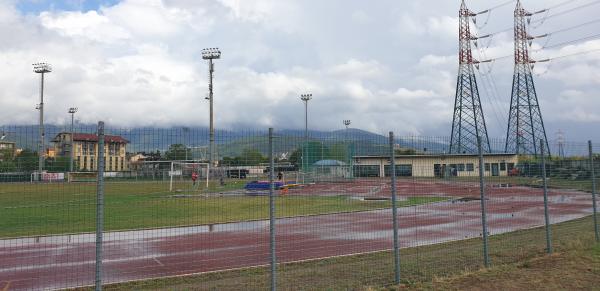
0 0 599 141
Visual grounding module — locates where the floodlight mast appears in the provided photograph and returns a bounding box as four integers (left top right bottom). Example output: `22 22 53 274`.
68 107 78 172
343 120 351 130
343 119 351 141
300 94 312 174
202 48 221 167
33 62 52 181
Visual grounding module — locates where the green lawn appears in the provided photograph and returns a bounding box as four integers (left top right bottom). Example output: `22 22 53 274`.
0 181 445 238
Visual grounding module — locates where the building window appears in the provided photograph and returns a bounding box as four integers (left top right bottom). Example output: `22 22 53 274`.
500 163 507 171
466 163 474 172
77 156 81 169
120 158 124 170
457 164 465 172
353 165 381 177
485 163 490 171
83 157 87 170
109 157 113 171
90 158 94 170
384 164 413 177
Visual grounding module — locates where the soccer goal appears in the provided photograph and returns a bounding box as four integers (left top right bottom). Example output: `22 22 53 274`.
169 161 210 191
67 172 97 183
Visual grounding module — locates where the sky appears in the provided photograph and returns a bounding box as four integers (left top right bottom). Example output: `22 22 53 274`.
0 0 599 142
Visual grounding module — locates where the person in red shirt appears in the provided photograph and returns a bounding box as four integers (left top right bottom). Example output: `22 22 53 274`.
191 171 199 186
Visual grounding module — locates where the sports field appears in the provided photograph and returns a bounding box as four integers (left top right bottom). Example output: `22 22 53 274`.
0 177 595 290
0 179 444 238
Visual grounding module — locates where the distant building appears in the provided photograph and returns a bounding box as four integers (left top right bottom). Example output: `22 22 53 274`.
52 133 129 172
0 141 16 162
46 148 56 159
353 153 519 178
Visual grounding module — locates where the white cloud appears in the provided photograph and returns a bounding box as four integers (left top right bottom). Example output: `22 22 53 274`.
40 10 130 42
0 0 599 140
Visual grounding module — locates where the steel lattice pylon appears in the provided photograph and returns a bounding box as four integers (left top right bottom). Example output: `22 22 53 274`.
505 0 550 156
449 0 491 154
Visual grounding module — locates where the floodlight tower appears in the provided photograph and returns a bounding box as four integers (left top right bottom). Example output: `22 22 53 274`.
343 120 351 140
343 120 351 130
300 94 312 172
449 0 491 154
68 107 78 172
33 62 52 180
505 0 550 156
556 130 565 158
202 48 221 166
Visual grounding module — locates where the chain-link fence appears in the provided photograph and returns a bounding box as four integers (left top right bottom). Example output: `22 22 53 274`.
0 124 598 290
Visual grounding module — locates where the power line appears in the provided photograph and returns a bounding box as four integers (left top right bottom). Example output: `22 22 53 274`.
543 32 600 49
484 34 600 62
483 0 599 37
532 0 600 24
548 47 600 61
548 0 583 10
484 46 600 66
475 44 508 129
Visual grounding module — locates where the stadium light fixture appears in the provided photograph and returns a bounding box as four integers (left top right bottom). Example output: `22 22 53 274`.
201 48 221 60
343 120 351 129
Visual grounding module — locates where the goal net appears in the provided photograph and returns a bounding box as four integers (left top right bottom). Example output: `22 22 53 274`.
129 160 210 192
169 161 210 192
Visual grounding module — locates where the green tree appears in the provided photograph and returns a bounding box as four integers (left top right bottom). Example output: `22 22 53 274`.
328 143 348 161
45 157 73 172
14 149 38 171
239 148 267 166
0 160 16 172
289 148 302 166
164 144 191 161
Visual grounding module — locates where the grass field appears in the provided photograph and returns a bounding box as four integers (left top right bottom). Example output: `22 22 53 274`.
403 243 600 290
82 216 599 291
0 180 445 238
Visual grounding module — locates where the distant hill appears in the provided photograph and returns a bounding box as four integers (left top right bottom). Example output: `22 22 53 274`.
1 124 450 157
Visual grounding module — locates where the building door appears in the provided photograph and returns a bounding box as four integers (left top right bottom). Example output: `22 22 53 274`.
434 164 443 178
491 163 500 177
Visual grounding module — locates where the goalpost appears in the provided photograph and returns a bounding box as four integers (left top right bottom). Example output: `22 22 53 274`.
169 161 210 192
133 160 210 192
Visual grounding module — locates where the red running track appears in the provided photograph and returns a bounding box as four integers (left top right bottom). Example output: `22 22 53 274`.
0 181 594 290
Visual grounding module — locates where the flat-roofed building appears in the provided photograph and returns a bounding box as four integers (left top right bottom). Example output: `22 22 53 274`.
353 153 519 178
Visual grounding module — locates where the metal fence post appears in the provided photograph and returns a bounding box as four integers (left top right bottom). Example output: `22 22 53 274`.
477 136 490 267
95 121 105 291
389 132 401 284
589 140 600 242
268 128 277 291
540 140 553 253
